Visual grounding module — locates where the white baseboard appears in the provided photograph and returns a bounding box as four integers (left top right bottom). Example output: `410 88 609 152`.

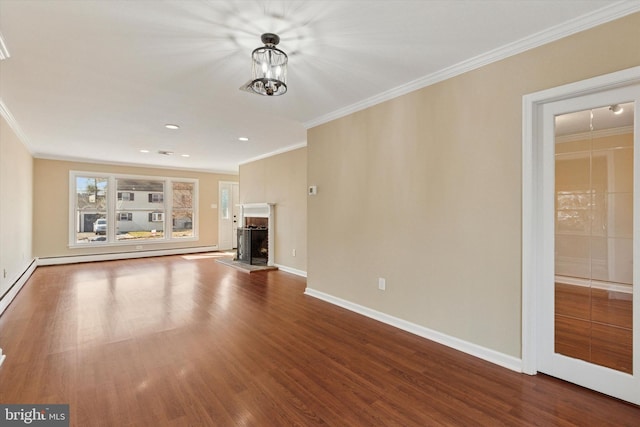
0 258 37 316
274 264 307 278
37 245 219 266
304 287 523 373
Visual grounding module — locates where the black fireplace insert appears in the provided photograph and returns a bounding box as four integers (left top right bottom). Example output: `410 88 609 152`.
237 227 268 265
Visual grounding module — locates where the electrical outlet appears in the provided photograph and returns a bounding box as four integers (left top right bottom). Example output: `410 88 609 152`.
378 277 386 291
292 249 296 257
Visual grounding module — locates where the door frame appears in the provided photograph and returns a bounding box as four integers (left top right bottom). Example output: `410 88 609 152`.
522 66 640 377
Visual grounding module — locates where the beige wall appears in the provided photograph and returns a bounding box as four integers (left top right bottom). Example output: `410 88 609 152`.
33 158 237 258
307 13 640 358
0 115 33 297
240 147 307 272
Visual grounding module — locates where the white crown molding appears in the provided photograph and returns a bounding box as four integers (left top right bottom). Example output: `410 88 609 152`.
238 141 307 166
556 125 633 143
32 152 239 175
304 1 640 129
0 31 10 60
0 99 31 149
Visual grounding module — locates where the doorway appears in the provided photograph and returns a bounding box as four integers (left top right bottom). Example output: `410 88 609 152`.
553 101 634 374
522 67 640 405
218 181 239 250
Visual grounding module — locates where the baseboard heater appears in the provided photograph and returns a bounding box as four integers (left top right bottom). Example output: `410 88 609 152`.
0 258 37 316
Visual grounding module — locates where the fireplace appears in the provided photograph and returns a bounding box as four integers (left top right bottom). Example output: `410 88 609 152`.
237 227 268 265
244 217 268 228
237 203 274 266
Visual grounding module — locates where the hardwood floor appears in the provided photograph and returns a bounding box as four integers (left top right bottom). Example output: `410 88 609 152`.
1 254 639 426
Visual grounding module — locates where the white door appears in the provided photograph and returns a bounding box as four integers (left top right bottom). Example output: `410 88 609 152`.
232 183 239 249
537 84 640 404
218 181 238 250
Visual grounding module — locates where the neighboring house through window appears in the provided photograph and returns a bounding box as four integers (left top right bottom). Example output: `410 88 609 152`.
70 172 197 246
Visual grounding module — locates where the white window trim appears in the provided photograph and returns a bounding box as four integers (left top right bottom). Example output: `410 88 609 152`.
69 171 198 248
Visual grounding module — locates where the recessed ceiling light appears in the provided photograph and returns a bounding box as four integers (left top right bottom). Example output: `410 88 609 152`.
165 124 180 130
609 104 624 115
238 137 249 141
181 154 190 158
139 149 150 153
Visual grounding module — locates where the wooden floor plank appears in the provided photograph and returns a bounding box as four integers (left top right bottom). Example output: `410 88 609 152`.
0 254 639 426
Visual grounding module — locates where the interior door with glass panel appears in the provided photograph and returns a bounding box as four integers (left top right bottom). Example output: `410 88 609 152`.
218 181 233 250
538 84 640 404
232 183 240 248
218 181 239 250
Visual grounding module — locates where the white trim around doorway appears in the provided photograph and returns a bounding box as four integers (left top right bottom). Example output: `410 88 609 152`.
521 65 640 375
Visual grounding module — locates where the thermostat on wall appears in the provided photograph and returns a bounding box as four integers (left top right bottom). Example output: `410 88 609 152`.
308 185 318 196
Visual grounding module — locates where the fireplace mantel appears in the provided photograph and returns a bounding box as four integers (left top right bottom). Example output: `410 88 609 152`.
241 203 274 218
240 203 275 266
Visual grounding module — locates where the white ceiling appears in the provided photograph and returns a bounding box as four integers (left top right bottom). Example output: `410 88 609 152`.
1 0 638 173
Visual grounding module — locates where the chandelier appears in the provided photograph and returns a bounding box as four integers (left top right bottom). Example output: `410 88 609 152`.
247 33 288 96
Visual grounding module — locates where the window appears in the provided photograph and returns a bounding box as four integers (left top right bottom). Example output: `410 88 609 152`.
221 187 230 220
149 212 164 222
70 172 197 247
73 176 109 244
172 182 194 238
117 178 164 240
149 193 163 203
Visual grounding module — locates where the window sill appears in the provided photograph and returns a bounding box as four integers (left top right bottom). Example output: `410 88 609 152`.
69 236 198 249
